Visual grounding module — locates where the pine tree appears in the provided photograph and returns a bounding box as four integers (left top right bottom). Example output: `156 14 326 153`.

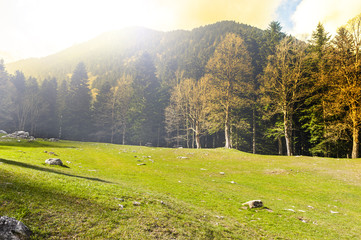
93 81 113 142
38 78 58 138
10 71 27 130
57 80 68 139
302 23 332 156
25 77 40 135
127 52 162 146
0 60 14 129
62 62 92 140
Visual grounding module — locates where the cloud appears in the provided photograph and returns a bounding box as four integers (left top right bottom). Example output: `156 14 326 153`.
290 0 361 39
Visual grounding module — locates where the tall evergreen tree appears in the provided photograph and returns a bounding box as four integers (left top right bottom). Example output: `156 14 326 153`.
302 23 332 156
93 81 113 142
128 52 162 146
38 78 58 138
25 77 40 135
0 60 14 129
10 71 27 130
57 80 68 139
62 62 92 140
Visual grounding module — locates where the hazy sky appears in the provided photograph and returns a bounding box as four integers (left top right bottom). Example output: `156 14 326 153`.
1 0 361 62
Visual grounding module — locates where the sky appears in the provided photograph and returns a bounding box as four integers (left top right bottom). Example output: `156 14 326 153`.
1 0 361 62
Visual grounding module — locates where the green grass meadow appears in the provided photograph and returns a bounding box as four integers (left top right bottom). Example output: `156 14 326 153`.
1 138 361 239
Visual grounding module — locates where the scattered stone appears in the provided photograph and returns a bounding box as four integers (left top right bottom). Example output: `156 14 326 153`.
230 181 236 184
160 201 166 205
215 215 224 219
242 200 263 209
298 217 307 223
177 156 188 159
118 204 124 209
220 172 225 175
133 201 141 206
284 209 296 212
200 168 207 171
298 210 306 213
114 198 124 202
137 163 146 166
0 130 7 134
307 205 314 209
48 151 58 156
45 158 63 166
0 216 32 240
2 131 33 139
330 210 339 214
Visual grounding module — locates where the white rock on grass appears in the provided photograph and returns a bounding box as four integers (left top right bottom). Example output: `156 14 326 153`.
242 200 263 208
45 158 63 166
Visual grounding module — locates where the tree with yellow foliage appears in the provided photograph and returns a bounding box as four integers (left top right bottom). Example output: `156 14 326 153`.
206 33 253 149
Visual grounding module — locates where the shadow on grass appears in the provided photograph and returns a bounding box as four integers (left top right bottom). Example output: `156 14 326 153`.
0 139 77 148
0 158 113 184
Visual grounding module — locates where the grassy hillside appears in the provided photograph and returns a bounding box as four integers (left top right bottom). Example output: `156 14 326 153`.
1 138 360 239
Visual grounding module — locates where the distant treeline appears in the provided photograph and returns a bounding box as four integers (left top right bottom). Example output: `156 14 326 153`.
1 17 361 158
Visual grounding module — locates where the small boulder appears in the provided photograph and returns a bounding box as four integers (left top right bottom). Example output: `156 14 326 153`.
0 130 7 134
242 200 263 209
133 201 141 206
0 216 32 240
45 158 63 166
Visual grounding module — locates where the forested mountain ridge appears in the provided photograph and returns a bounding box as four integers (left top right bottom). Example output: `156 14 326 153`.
3 16 361 158
6 21 262 87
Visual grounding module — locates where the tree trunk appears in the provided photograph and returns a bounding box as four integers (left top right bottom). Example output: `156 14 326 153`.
284 111 293 156
122 123 126 145
252 108 256 154
110 127 114 144
195 122 201 149
278 136 283 155
352 122 359 159
225 109 231 149
58 114 63 139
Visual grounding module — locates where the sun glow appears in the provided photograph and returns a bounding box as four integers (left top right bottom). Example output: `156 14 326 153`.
6 0 361 62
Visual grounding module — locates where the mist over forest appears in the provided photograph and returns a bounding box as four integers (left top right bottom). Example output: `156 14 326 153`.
2 17 361 158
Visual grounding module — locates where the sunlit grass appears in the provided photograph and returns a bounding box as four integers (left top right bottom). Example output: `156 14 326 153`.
1 138 360 239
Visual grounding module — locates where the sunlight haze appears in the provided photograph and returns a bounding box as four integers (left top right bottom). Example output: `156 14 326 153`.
1 0 361 62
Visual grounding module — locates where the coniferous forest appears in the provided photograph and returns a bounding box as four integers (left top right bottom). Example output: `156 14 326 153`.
2 16 361 158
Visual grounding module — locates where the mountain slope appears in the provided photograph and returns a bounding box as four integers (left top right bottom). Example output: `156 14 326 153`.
6 21 264 87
